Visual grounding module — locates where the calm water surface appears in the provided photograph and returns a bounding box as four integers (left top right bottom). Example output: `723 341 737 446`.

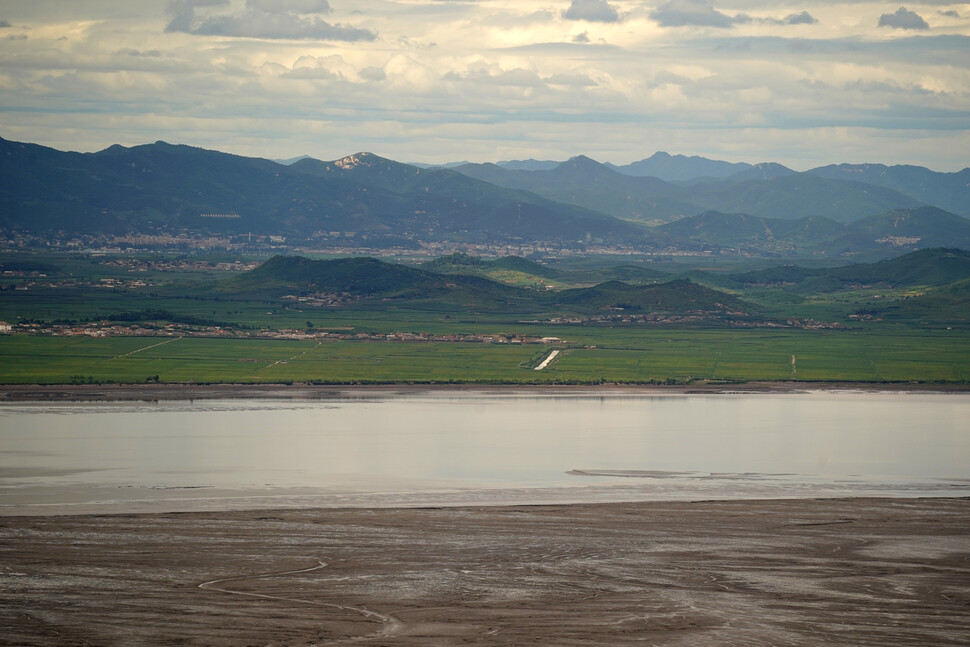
1 392 968 513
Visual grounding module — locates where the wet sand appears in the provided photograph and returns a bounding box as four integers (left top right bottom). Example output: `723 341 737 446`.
2 497 968 646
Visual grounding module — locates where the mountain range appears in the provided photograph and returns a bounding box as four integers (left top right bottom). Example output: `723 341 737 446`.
453 157 952 223
0 138 642 248
1 136 967 259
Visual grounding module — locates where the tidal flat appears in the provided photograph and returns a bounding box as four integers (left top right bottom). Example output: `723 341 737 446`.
1 498 968 646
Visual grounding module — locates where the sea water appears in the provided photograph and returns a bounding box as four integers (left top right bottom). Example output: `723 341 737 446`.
1 392 968 513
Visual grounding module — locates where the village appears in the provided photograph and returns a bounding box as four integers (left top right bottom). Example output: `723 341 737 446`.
0 319 564 345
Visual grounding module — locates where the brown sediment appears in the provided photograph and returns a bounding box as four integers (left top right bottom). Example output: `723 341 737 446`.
1 381 968 402
1 498 968 646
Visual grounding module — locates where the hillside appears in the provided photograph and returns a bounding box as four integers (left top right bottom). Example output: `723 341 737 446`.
217 255 752 320
218 255 539 311
553 278 749 316
722 248 970 295
679 174 925 223
651 207 969 258
840 207 970 251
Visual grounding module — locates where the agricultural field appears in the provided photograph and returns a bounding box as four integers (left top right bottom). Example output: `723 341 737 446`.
1 328 966 385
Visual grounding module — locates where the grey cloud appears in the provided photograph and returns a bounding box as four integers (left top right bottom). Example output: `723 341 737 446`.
562 0 620 23
878 7 929 30
684 34 969 66
545 72 596 86
785 11 818 25
192 12 375 40
938 10 960 18
359 66 386 81
445 67 546 88
116 48 163 57
651 0 735 28
0 20 11 28
573 31 590 43
758 10 818 26
166 1 376 41
284 67 341 80
165 0 229 34
245 0 331 14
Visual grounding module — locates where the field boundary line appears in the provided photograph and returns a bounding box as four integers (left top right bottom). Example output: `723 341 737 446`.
115 336 183 359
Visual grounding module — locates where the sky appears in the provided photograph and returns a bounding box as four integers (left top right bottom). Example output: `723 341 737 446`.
0 0 968 170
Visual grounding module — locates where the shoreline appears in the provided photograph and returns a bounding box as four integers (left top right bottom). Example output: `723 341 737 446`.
2 380 969 402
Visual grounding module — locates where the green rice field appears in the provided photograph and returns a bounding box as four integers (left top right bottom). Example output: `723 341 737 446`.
1 328 966 385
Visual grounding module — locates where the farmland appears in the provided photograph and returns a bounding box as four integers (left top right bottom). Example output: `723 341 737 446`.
1 327 966 385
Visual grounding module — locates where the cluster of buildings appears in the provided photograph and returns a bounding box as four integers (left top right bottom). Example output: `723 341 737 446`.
1 320 565 344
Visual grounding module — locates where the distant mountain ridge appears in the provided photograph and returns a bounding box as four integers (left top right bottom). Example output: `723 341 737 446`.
606 151 753 182
2 136 967 259
807 163 970 217
454 156 929 224
0 137 646 247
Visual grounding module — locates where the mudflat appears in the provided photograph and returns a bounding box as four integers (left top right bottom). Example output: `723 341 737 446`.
2 498 968 646
4 381 970 403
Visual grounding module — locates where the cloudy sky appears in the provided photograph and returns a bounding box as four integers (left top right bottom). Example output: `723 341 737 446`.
0 0 968 169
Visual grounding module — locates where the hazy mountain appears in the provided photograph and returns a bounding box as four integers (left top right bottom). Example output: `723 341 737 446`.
808 164 970 217
455 157 929 225
455 157 691 223
606 152 752 182
496 159 561 171
680 174 925 223
273 155 311 165
722 162 796 182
